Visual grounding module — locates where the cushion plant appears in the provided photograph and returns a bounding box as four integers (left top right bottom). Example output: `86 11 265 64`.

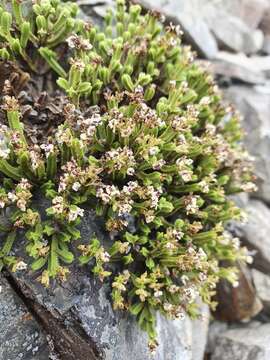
0 0 255 352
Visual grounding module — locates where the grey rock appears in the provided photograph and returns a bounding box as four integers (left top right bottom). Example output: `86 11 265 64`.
234 200 270 273
175 15 218 59
206 321 228 355
139 0 204 18
206 0 268 28
209 14 264 54
139 0 218 59
259 7 270 35
230 193 250 209
72 276 195 360
140 0 265 56
191 303 210 360
7 210 209 360
252 269 270 312
224 85 270 203
0 275 49 360
205 52 266 84
238 0 269 29
214 262 263 322
208 52 270 83
77 0 114 19
211 323 270 360
262 35 270 54
248 56 270 78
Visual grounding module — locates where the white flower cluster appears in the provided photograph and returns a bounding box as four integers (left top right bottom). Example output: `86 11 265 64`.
96 184 134 217
96 185 120 204
103 146 136 175
7 178 32 212
40 143 55 158
68 206 84 222
176 156 193 182
145 185 163 210
58 160 81 192
184 195 200 215
50 196 84 222
55 126 73 145
78 113 102 143
67 34 93 51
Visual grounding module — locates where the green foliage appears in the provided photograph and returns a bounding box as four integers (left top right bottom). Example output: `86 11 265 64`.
0 0 78 73
0 0 256 351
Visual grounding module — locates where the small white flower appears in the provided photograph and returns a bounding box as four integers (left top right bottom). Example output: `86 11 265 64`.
40 143 54 158
163 302 173 311
149 147 159 156
200 96 211 106
169 80 176 87
0 148 10 159
67 34 92 51
135 85 143 93
166 242 175 250
15 261 27 271
185 196 199 214
176 311 185 320
246 255 253 264
8 192 17 202
68 206 84 222
199 180 209 193
127 167 135 176
100 251 110 263
157 119 166 127
198 272 207 282
232 237 240 250
197 247 207 259
168 285 179 294
72 182 81 192
153 159 166 170
17 199 27 212
241 182 258 193
180 170 193 182
154 290 163 298
181 275 189 285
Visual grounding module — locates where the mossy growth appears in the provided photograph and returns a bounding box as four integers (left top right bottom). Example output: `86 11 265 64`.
0 0 256 351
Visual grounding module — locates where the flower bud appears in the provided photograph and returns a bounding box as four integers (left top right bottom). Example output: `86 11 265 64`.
144 84 156 101
121 74 134 92
1 12 12 35
20 21 31 49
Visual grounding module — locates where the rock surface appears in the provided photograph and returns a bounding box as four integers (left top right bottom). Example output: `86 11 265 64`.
203 52 266 84
224 85 270 203
262 35 270 54
252 269 270 313
209 15 264 54
191 305 210 360
259 6 270 35
206 321 228 355
214 262 262 322
5 210 209 360
0 275 49 360
237 0 269 29
211 323 270 360
78 0 114 20
139 0 218 59
140 0 267 56
233 200 270 273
